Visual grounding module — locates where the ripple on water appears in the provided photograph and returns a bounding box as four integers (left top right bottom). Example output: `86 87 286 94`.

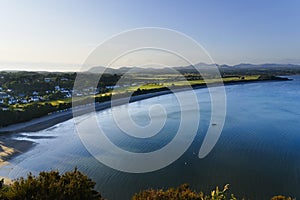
2 77 300 199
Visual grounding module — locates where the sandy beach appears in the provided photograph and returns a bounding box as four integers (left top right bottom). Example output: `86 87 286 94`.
0 135 35 167
0 133 35 184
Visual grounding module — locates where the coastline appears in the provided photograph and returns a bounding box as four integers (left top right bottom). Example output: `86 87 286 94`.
0 133 35 184
0 78 290 169
0 90 175 134
0 77 290 134
0 133 35 166
0 89 178 173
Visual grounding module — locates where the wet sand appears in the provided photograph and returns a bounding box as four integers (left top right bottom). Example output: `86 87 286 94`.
0 133 35 184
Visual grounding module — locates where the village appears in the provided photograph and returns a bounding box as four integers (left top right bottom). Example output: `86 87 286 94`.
0 74 110 111
0 72 140 112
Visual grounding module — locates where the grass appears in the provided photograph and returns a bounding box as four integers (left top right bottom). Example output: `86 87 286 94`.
9 75 261 111
114 75 260 93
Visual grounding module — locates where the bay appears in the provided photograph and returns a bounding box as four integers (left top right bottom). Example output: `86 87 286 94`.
1 76 300 199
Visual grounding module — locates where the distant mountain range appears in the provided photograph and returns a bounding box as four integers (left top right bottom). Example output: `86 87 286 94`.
87 63 300 75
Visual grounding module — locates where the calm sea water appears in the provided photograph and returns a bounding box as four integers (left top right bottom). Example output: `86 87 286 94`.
1 76 300 199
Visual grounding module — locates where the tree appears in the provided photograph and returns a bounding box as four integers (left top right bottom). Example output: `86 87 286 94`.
0 168 104 200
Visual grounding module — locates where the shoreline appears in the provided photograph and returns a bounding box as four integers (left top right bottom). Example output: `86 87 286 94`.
0 133 35 183
0 77 290 134
0 89 180 134
0 77 291 174
0 89 182 173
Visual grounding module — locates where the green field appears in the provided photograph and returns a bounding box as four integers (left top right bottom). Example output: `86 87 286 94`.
10 75 260 111
112 75 260 94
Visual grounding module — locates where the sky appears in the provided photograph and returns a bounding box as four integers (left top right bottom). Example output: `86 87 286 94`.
0 0 300 71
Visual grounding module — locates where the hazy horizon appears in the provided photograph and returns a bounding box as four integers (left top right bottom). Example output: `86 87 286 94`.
1 0 300 71
0 61 300 73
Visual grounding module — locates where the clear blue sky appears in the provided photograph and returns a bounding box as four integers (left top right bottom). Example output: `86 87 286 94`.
0 0 299 71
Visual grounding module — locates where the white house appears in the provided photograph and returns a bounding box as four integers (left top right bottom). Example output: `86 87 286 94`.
0 92 8 99
105 85 120 89
8 98 17 105
20 99 28 104
54 86 60 91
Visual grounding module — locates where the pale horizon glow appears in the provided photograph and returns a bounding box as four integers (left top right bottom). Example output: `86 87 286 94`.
0 0 300 71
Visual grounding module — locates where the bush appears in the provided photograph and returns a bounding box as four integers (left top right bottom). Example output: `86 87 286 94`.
133 184 296 200
271 196 295 200
0 170 296 200
0 168 104 200
132 183 236 200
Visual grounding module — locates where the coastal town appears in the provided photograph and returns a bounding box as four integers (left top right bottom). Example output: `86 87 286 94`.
0 71 116 112
0 64 296 128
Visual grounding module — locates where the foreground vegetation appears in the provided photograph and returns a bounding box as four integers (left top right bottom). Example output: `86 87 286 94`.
0 168 104 200
133 184 295 200
0 169 295 200
133 184 237 200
